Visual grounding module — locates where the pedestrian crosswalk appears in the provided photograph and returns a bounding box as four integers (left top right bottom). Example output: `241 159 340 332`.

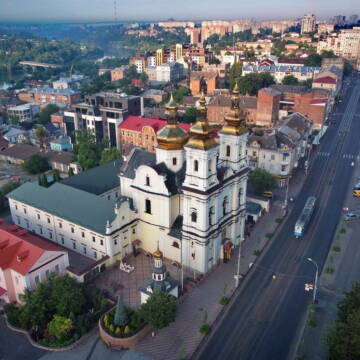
317 152 358 159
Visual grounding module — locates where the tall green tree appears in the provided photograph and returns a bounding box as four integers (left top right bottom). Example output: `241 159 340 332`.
22 154 50 174
182 107 198 124
173 86 190 103
282 75 299 86
38 104 59 125
113 296 128 327
238 72 275 96
100 148 121 164
249 168 277 195
35 125 47 149
230 62 243 89
140 291 177 330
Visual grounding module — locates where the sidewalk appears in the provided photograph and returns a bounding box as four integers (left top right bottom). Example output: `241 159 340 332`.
133 203 284 360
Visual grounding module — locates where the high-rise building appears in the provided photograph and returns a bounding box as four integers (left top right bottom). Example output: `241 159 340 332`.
301 14 316 34
349 15 359 25
175 44 183 61
156 48 164 66
190 28 201 44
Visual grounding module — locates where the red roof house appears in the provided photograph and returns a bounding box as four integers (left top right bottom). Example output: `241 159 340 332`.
0 220 69 303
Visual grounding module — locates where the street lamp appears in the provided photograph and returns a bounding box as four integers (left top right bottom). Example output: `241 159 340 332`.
307 257 319 304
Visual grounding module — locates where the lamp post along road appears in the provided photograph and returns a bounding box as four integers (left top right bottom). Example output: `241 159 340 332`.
307 257 319 304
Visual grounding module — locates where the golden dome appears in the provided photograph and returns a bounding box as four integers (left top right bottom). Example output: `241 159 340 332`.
153 243 163 259
156 94 189 150
220 84 248 136
185 93 218 150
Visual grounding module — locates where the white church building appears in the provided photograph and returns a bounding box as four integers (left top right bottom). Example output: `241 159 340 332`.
7 88 249 275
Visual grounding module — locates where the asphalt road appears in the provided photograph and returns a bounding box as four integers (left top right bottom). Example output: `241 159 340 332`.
195 74 360 360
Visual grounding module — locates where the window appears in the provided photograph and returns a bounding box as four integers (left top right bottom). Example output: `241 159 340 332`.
209 206 215 226
35 275 40 285
71 227 74 233
81 231 85 238
47 218 50 224
92 236 96 242
226 145 231 157
172 241 179 248
15 205 18 210
59 222 62 228
39 227 43 235
114 239 118 245
146 176 150 186
61 236 64 244
37 214 40 220
83 246 87 255
252 151 256 156
15 277 19 285
172 157 177 165
100 239 104 246
194 160 199 172
132 228 136 234
223 196 229 216
23 208 27 214
145 199 152 214
73 242 76 249
55 264 60 273
271 155 275 160
94 251 97 259
239 188 243 206
107 195 110 200
115 192 118 198
45 270 50 279
16 216 20 225
191 210 197 223
281 165 286 172
49 231 52 239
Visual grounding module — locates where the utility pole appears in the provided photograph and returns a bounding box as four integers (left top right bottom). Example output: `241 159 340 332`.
283 176 290 217
307 258 319 304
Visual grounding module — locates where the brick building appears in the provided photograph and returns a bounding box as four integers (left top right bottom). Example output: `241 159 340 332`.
255 88 282 126
31 87 81 106
110 66 129 82
190 71 218 96
119 116 191 153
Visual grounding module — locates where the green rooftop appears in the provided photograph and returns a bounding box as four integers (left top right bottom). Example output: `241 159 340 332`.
7 182 116 235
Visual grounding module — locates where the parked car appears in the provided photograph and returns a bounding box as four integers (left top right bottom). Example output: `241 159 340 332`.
344 212 360 221
262 191 273 198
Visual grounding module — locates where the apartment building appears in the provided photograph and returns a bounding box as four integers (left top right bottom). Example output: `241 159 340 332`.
301 14 316 34
7 103 40 122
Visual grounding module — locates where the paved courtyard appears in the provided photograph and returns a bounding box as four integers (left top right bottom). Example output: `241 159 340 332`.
92 253 192 309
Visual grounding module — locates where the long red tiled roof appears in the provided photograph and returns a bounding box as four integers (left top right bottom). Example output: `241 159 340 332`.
309 98 328 105
0 220 65 275
119 115 192 133
313 76 337 84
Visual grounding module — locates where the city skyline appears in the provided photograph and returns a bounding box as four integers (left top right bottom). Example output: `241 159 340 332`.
0 0 359 22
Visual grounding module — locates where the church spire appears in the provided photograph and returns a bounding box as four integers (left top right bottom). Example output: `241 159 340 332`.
156 93 188 150
221 84 247 136
185 92 217 150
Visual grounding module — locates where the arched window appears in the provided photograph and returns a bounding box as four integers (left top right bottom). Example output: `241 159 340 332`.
194 160 199 172
172 157 177 165
191 210 197 223
226 145 231 157
239 188 243 206
172 241 180 248
145 199 151 214
223 196 229 216
209 206 215 226
146 176 150 186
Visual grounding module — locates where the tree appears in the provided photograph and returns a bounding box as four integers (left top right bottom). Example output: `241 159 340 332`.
140 291 177 330
68 167 75 177
249 168 277 195
0 181 21 211
35 125 47 149
230 62 243 89
52 169 61 182
22 154 50 174
100 148 121 164
238 73 275 96
74 130 105 170
38 174 49 188
337 282 360 322
173 86 190 103
182 107 198 124
113 296 128 327
282 75 299 86
38 104 59 124
304 53 323 67
8 114 20 125
47 315 73 341
139 72 149 83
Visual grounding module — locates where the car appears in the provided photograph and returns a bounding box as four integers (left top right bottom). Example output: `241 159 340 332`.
262 191 273 198
344 212 360 221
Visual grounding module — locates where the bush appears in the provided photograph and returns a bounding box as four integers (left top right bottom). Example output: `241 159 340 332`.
325 267 334 274
22 154 50 174
253 250 261 256
219 296 230 306
199 323 211 334
332 246 341 252
275 218 283 223
308 319 317 328
340 228 346 234
265 233 273 239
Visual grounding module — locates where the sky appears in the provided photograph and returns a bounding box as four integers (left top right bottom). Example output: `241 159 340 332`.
0 0 359 22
